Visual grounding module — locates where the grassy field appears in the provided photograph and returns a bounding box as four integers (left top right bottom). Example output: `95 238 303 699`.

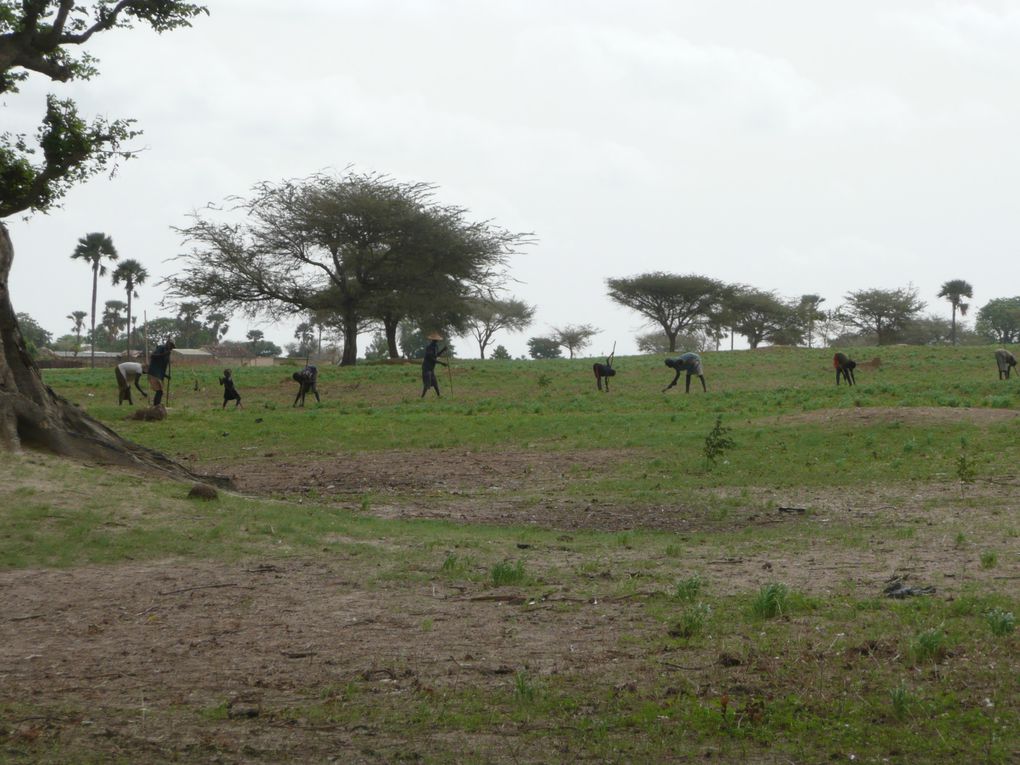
1 345 1017 763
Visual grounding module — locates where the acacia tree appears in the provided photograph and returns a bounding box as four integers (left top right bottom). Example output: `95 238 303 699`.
166 171 527 365
70 232 118 367
797 294 826 348
839 287 926 345
937 279 973 346
551 324 598 359
463 296 535 359
111 258 148 356
727 290 795 349
975 297 1020 344
0 1 205 458
606 273 727 352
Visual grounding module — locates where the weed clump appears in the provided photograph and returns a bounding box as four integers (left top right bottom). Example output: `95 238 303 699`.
751 583 789 619
889 682 913 720
986 608 1015 637
980 551 997 569
669 602 712 639
672 575 704 603
491 560 526 586
909 628 948 664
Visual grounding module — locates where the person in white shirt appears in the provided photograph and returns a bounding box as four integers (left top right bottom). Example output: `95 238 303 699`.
115 361 148 405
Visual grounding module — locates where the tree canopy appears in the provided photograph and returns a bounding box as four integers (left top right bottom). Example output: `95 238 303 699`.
166 171 528 365
463 296 535 359
606 273 727 352
0 1 207 218
726 289 795 350
839 287 926 345
975 297 1020 344
551 324 599 359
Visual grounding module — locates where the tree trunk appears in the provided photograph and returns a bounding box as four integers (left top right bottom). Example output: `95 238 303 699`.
125 290 133 357
951 306 957 346
666 328 678 353
382 314 400 359
0 225 224 481
340 308 359 366
90 264 98 368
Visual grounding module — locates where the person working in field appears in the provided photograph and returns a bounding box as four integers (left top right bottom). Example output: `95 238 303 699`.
593 349 616 392
421 332 448 397
147 339 175 407
114 360 147 405
292 364 320 407
995 349 1017 379
662 352 707 393
219 369 243 409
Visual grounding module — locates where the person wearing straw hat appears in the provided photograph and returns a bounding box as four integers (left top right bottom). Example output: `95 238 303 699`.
421 331 449 397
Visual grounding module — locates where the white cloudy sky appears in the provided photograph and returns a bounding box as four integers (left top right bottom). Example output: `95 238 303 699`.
7 0 1020 358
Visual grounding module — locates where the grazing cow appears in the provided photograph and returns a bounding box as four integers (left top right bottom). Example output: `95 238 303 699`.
292 365 320 407
115 361 147 405
663 352 706 393
995 349 1017 380
833 352 856 386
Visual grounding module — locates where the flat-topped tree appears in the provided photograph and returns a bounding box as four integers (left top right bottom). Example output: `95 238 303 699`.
0 1 206 458
166 171 528 366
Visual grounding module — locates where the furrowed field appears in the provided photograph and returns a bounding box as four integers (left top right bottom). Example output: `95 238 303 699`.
2 345 1018 763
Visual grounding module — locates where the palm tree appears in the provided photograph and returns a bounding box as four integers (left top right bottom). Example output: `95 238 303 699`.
937 279 973 346
70 233 119 367
67 311 87 357
111 258 148 357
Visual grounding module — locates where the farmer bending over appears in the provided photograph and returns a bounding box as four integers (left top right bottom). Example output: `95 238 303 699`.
115 360 147 405
663 352 706 393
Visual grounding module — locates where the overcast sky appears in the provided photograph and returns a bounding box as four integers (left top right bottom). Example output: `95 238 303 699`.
7 0 1020 358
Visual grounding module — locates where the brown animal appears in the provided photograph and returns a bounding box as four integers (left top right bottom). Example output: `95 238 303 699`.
127 405 167 421
858 357 882 371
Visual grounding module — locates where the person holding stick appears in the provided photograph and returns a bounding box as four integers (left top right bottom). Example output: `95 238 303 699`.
421 332 448 398
147 339 175 408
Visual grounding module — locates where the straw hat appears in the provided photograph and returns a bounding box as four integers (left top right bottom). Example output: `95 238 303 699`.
426 332 444 340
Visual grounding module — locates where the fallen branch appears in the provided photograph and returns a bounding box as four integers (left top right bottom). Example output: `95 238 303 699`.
158 582 239 596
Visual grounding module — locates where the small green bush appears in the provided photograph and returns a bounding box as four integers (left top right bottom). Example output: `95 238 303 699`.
672 575 704 603
491 559 526 586
751 583 789 619
986 608 1015 636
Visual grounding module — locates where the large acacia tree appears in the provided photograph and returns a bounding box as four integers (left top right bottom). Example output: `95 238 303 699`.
167 171 527 365
606 273 727 352
839 287 926 345
0 1 206 460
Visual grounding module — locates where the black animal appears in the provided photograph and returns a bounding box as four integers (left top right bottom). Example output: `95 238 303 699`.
833 352 856 386
995 349 1017 380
292 365 320 407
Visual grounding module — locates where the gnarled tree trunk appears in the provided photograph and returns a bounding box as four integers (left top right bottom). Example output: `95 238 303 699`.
0 224 224 482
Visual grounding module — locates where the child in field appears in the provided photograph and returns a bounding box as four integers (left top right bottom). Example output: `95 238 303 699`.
219 368 242 409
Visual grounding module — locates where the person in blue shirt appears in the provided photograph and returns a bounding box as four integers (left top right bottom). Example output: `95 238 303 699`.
663 352 706 393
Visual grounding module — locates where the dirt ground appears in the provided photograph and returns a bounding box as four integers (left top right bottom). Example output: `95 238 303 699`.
765 405 1020 427
2 514 1011 764
3 432 1017 762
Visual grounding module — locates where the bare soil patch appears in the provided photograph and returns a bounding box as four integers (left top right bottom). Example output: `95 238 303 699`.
764 405 1020 427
